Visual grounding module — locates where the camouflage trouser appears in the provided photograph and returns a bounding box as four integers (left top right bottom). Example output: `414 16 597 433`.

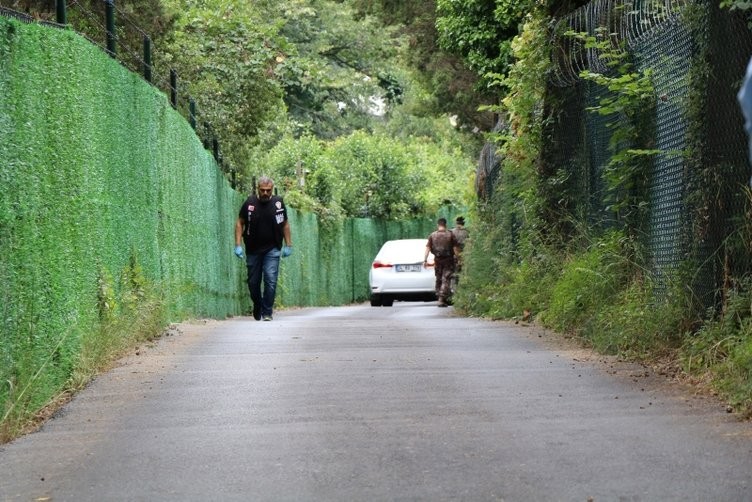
434 259 454 302
451 258 462 294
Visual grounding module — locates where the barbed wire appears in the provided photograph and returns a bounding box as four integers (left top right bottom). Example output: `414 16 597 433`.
0 5 63 28
550 0 692 87
65 1 175 97
0 1 232 177
66 1 109 51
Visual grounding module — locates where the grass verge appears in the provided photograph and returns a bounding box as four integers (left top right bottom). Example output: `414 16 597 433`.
1 258 168 443
456 230 752 418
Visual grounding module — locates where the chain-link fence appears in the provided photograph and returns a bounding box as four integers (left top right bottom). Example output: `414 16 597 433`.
475 117 505 201
478 0 752 310
631 12 695 291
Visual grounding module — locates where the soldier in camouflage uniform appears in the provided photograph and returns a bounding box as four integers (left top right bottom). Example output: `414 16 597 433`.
451 216 469 250
450 216 469 295
424 218 460 307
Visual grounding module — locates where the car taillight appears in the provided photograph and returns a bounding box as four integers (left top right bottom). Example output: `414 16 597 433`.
372 261 393 268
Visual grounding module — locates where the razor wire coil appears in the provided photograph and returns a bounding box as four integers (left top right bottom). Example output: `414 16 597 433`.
550 0 692 87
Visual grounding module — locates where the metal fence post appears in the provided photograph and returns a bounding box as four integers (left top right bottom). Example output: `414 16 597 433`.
143 36 151 82
189 98 196 129
105 0 116 57
203 122 211 149
170 69 177 109
56 0 66 25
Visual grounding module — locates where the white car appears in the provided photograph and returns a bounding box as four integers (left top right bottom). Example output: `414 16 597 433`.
368 238 437 307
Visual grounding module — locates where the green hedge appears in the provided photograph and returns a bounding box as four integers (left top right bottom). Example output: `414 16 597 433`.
0 18 453 426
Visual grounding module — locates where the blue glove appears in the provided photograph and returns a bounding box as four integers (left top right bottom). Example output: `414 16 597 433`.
281 245 292 258
234 245 244 259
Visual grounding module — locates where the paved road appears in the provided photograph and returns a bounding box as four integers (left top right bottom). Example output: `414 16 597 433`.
1 303 751 501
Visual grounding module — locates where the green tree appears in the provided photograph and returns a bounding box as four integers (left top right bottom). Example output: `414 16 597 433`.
274 0 399 139
350 0 497 130
160 0 286 173
435 0 530 90
252 128 474 220
11 0 481 209
7 0 176 65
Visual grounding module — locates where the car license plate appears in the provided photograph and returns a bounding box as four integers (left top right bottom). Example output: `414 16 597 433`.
396 264 421 272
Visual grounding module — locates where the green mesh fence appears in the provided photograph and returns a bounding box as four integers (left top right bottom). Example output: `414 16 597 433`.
538 83 587 241
0 17 459 417
475 119 505 201
0 18 246 413
275 211 446 309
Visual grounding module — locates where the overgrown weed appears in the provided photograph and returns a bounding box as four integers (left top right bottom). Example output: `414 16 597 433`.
1 254 168 443
681 278 752 417
584 274 696 358
460 225 752 416
541 230 632 336
454 213 563 319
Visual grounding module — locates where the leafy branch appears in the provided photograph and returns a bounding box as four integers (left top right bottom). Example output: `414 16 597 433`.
566 29 658 230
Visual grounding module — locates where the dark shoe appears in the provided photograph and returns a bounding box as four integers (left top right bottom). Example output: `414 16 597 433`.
253 304 261 321
262 315 273 321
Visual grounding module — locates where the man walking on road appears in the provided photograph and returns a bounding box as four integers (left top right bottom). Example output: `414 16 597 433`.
235 176 292 321
424 217 459 307
451 216 469 252
450 216 469 295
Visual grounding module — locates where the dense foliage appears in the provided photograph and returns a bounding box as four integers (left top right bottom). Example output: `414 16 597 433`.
158 0 285 171
435 0 528 90
251 124 475 221
350 0 498 130
160 0 482 214
452 3 752 417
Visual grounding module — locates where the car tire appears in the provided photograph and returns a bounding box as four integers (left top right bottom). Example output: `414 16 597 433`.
370 295 382 307
382 297 394 307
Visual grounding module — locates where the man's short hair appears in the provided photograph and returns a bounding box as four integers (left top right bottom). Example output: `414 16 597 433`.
257 176 274 187
438 218 447 226
456 216 465 225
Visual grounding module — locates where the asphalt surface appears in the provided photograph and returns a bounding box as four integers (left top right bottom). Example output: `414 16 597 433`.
1 303 750 501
